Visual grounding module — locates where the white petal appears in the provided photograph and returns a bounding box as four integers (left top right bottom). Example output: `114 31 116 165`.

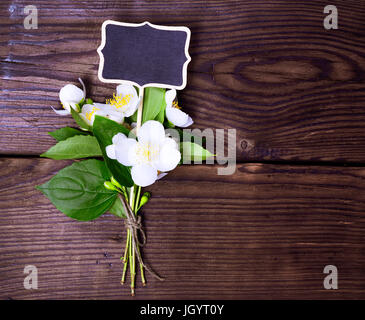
166 107 189 127
59 84 84 105
137 120 165 145
78 78 86 100
116 84 137 98
165 89 176 107
116 84 139 117
81 104 94 112
61 102 71 112
81 103 124 125
69 102 80 112
51 106 70 115
124 97 140 117
131 164 158 187
107 114 124 123
180 116 194 128
155 139 181 172
96 104 124 123
106 144 116 159
80 104 97 125
126 142 141 165
79 113 92 126
115 138 137 166
161 137 178 150
93 103 108 108
157 172 168 180
93 103 118 111
112 132 127 145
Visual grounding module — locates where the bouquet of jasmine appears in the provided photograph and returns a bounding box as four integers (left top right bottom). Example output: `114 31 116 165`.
37 79 213 295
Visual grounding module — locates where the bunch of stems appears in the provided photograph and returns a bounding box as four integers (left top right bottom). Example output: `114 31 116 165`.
119 185 145 296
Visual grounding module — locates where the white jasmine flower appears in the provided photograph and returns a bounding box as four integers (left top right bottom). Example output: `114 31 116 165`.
52 78 86 115
106 120 181 187
80 103 124 126
165 89 193 127
106 84 139 118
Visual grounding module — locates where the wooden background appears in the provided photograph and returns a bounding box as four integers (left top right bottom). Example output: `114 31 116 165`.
1 0 365 299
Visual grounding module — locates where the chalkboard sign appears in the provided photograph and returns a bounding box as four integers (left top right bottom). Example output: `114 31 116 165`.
97 20 191 90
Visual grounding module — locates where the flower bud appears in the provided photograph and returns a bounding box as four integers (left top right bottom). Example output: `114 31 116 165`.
138 192 151 209
111 176 123 190
59 83 85 113
104 181 118 191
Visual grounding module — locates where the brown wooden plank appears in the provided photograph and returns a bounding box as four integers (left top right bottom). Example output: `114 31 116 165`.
1 0 365 161
0 158 364 299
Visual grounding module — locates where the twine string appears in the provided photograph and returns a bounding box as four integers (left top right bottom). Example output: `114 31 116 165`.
118 194 164 281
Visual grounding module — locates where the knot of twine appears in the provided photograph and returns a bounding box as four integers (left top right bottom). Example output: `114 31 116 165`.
124 213 146 247
118 194 164 281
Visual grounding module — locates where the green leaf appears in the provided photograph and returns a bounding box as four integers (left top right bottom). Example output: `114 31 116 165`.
37 159 117 221
180 142 214 162
76 98 85 110
109 196 126 218
48 127 89 142
154 105 165 123
129 110 138 123
93 115 134 187
142 87 166 123
40 135 102 160
71 107 91 131
163 120 175 128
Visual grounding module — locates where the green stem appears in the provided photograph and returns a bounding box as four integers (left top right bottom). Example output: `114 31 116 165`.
132 233 136 294
131 185 142 291
121 184 146 294
130 186 135 211
137 244 146 286
135 186 141 212
120 190 130 285
133 186 146 285
120 186 128 200
129 231 134 295
121 228 130 284
129 185 136 296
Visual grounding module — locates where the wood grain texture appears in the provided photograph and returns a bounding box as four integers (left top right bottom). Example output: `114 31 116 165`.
1 0 365 301
0 158 364 299
1 0 365 161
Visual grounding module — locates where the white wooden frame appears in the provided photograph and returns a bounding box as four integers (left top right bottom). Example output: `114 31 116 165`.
97 20 191 90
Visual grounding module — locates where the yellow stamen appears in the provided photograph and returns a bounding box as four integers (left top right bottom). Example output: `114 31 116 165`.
135 142 159 164
85 106 100 121
106 93 132 111
172 101 181 109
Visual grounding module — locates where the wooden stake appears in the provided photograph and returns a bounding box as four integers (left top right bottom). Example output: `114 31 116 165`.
136 88 144 134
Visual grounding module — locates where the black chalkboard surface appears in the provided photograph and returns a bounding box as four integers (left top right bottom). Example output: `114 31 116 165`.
97 21 191 90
